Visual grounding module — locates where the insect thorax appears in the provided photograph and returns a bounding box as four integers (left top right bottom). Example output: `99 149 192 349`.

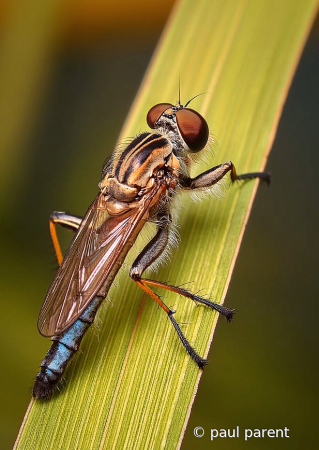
98 132 180 215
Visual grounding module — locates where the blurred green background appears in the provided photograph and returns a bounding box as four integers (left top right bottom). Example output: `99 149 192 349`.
0 1 318 449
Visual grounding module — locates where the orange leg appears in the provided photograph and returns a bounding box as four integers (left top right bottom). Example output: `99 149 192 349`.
132 277 208 368
134 279 170 314
49 211 82 266
140 278 234 322
49 219 63 266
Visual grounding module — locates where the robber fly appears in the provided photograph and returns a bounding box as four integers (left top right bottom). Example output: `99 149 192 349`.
33 98 269 399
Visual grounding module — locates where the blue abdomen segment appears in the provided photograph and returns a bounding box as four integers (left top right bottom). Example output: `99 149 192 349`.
33 297 103 399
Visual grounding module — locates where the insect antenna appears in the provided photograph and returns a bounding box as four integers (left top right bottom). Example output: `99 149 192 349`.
184 92 205 107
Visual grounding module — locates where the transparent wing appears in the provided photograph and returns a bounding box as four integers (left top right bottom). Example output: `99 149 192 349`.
38 188 159 337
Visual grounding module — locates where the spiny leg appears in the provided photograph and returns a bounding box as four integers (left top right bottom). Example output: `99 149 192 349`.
139 279 234 322
236 171 270 183
133 277 208 368
130 211 229 368
49 211 82 265
182 161 270 189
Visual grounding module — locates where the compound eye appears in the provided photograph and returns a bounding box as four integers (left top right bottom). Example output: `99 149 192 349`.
147 103 173 129
175 108 209 152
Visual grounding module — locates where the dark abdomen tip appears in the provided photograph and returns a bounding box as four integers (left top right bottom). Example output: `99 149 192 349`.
33 370 57 400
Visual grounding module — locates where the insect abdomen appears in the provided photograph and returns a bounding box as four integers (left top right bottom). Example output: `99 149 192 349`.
33 296 103 399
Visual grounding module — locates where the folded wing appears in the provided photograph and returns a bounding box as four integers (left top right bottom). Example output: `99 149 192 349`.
38 188 159 337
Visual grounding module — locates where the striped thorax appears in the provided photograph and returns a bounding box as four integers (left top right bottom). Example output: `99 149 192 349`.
99 132 180 216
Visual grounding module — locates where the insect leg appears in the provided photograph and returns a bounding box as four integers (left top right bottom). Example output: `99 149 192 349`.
182 161 270 189
133 278 207 368
137 279 234 321
49 212 82 265
130 214 209 368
